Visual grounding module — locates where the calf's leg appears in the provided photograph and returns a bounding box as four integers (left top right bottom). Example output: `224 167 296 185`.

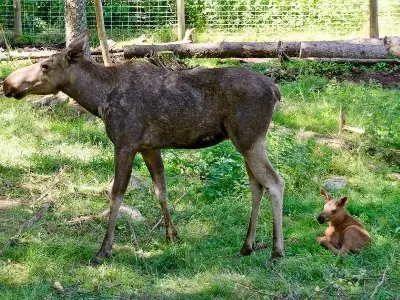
93 147 135 264
142 150 177 242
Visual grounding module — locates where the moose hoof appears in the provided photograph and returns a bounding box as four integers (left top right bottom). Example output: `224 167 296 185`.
240 246 253 256
240 242 267 256
166 230 179 243
91 256 104 265
91 248 112 265
267 251 284 267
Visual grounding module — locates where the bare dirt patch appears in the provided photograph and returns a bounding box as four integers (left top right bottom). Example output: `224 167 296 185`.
336 68 400 88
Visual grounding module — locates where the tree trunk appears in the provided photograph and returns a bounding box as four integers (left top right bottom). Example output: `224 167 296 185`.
124 42 301 59
13 0 22 38
65 0 90 56
369 0 379 38
177 0 185 40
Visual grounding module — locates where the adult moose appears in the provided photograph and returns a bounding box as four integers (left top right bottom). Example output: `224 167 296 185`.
3 33 284 265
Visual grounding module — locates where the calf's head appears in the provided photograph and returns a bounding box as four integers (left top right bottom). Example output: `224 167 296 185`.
3 33 87 99
317 188 347 224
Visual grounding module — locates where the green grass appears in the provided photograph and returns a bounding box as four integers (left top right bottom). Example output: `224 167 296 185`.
0 60 399 299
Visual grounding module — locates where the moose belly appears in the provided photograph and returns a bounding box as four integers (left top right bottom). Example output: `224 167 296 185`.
139 125 229 150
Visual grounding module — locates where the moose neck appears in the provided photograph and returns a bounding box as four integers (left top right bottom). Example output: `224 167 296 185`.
330 212 350 227
62 59 115 117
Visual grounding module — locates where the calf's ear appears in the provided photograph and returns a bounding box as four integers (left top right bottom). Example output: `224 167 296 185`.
339 197 348 206
320 188 331 202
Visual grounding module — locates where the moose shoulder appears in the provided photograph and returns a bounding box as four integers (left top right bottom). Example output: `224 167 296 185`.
3 33 284 265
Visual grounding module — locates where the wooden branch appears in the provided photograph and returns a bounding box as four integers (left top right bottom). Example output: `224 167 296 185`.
342 125 365 134
0 50 124 62
0 201 53 256
0 50 57 61
338 105 345 134
0 25 12 60
66 204 144 225
234 282 276 297
147 216 163 242
369 265 389 300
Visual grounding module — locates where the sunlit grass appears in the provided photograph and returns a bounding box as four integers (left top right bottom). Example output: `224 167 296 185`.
0 60 398 298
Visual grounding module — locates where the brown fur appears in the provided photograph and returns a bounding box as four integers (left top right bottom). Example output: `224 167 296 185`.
3 33 285 264
317 189 371 255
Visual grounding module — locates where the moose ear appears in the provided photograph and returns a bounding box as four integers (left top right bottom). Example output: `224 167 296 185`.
64 31 88 64
320 188 332 202
339 197 348 206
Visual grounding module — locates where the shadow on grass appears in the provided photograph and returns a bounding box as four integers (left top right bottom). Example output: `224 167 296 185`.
0 164 29 198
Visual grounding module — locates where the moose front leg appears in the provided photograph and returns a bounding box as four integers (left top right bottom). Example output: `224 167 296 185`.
317 236 349 255
142 150 177 242
93 147 135 264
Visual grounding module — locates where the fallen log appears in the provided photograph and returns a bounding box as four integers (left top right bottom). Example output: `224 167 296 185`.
300 39 388 58
124 37 400 59
0 49 124 61
124 41 301 59
2 37 399 62
301 58 400 64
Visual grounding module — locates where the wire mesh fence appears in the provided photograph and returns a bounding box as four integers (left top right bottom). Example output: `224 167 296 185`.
0 0 399 43
0 0 177 41
186 0 400 41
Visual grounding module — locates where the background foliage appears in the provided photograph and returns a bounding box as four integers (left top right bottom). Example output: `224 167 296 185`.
0 0 399 43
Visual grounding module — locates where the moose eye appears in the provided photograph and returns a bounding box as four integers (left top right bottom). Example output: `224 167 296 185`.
332 209 337 213
41 64 49 72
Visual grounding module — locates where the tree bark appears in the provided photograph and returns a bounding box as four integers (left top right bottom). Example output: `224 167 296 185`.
177 0 185 40
300 40 388 59
124 42 301 59
124 39 400 59
369 0 379 38
65 0 90 56
13 0 22 38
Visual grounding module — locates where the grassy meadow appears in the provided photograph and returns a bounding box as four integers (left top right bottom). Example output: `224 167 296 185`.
0 59 399 299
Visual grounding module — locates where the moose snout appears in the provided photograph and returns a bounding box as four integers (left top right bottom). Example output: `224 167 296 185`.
2 80 13 97
317 215 326 224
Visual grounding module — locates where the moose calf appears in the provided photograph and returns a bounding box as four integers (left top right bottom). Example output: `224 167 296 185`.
317 189 371 255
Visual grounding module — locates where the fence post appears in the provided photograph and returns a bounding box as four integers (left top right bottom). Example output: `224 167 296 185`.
177 0 185 40
369 0 379 38
94 0 111 66
13 0 22 38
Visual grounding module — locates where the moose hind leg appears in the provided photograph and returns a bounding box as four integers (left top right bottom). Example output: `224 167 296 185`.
142 150 177 242
93 147 135 264
243 140 285 262
240 161 264 256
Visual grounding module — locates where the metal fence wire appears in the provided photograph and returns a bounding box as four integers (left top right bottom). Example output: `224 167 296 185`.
0 0 399 42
